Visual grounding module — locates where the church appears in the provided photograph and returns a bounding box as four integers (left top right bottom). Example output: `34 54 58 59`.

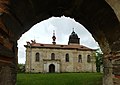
24 29 96 73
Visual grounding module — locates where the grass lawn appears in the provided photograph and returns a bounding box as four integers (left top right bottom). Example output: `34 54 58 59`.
17 73 102 85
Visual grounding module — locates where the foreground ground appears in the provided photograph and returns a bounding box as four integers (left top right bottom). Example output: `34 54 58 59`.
17 73 102 85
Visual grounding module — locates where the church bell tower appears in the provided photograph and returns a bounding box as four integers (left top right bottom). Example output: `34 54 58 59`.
68 28 80 45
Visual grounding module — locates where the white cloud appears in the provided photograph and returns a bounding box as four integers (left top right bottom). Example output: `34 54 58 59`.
17 16 99 64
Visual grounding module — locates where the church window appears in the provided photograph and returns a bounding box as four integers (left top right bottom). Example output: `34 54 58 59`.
51 53 55 60
78 55 82 63
35 53 40 62
66 53 69 62
87 55 91 63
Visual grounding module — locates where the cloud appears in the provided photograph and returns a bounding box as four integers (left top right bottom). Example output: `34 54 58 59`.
17 16 99 64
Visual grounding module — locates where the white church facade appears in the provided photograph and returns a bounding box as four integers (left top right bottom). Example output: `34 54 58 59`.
24 30 96 73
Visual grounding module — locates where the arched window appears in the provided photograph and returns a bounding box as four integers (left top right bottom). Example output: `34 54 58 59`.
51 53 55 60
35 53 40 62
87 55 91 63
65 53 69 62
78 55 82 63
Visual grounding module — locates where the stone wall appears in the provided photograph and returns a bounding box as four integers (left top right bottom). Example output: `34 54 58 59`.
25 47 96 73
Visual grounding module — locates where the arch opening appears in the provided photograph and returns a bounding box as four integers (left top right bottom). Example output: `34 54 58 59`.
18 16 99 64
17 16 102 84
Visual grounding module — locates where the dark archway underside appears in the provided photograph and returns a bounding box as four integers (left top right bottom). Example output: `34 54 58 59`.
0 0 120 85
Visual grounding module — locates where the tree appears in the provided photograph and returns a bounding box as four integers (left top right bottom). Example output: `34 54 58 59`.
96 49 103 72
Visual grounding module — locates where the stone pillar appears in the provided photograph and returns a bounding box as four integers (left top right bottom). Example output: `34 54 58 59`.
112 52 120 85
0 42 17 85
0 62 16 85
103 54 113 85
43 63 47 73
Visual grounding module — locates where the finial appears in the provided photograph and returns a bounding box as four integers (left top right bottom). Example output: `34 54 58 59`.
73 28 74 32
53 30 55 36
71 28 75 34
52 30 56 45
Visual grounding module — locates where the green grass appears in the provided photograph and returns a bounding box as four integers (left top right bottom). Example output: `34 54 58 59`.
17 73 102 85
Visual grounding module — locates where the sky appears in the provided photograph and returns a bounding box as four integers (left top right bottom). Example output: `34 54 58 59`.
17 16 99 64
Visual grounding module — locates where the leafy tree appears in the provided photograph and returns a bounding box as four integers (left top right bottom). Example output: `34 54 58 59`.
96 49 103 72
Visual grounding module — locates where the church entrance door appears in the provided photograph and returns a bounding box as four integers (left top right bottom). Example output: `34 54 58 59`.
49 64 55 73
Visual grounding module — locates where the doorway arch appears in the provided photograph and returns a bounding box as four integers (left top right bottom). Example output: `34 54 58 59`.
49 64 55 73
0 0 120 85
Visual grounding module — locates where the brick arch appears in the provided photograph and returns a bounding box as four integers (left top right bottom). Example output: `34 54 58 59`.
0 0 120 85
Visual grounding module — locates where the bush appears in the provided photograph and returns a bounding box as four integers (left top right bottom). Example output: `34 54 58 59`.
17 64 25 73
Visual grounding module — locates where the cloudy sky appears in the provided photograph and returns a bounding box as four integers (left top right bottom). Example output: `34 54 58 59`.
17 16 99 64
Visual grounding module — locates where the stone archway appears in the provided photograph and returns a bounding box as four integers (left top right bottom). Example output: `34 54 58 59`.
49 64 55 73
0 0 120 85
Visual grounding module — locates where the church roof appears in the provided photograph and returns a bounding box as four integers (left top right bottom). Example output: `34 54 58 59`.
24 42 96 51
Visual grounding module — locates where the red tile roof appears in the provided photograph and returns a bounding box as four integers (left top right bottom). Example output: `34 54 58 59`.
24 42 96 51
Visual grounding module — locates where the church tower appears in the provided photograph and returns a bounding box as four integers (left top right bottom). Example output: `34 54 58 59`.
68 28 80 45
